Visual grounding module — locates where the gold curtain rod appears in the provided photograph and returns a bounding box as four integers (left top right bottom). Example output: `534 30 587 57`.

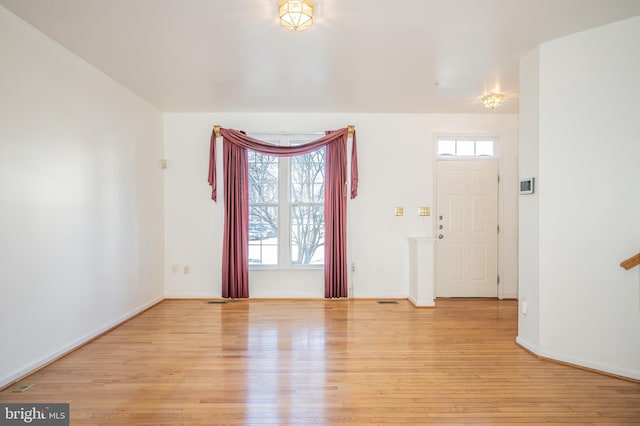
213 125 355 139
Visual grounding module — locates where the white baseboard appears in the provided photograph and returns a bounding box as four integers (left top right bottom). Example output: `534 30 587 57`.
0 296 164 390
164 293 219 299
516 336 639 381
408 296 436 307
515 335 539 354
500 292 518 299
536 347 640 381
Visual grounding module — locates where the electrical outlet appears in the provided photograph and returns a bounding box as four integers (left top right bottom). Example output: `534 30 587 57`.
184 265 190 274
171 265 178 274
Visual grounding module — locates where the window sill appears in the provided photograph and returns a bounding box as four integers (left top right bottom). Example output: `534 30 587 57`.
249 267 324 273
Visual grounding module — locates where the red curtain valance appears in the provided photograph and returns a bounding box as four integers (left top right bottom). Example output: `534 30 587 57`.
208 127 358 202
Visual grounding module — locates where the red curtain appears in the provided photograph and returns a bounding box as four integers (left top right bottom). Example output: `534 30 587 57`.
324 131 347 298
209 127 358 298
221 141 249 298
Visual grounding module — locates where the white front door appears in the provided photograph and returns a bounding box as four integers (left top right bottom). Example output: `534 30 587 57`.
436 160 498 297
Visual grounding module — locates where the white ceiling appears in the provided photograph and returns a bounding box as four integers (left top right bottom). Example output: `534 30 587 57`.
2 0 640 113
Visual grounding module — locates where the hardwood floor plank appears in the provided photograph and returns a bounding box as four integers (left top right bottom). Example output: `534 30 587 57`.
1 299 638 425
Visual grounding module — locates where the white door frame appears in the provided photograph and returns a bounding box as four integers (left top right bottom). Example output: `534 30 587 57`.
433 136 504 299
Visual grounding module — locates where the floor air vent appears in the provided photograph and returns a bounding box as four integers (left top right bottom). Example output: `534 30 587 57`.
13 384 33 393
377 300 399 304
207 300 228 304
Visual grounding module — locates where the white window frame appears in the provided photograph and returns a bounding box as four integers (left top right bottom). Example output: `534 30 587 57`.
248 132 325 270
435 137 499 159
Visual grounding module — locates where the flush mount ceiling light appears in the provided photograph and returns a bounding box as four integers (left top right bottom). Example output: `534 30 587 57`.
482 93 504 110
279 0 314 31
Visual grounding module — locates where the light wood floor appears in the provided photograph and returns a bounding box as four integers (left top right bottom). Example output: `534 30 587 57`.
1 299 639 425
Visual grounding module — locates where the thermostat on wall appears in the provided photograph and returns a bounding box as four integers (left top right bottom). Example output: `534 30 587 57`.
520 177 535 194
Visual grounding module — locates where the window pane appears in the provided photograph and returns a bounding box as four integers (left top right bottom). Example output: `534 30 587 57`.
290 205 324 265
291 148 325 203
248 151 278 203
475 140 494 156
437 140 456 156
249 205 278 265
290 143 325 266
456 140 475 156
247 133 326 268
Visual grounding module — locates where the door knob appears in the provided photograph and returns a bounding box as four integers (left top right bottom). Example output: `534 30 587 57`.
438 234 444 239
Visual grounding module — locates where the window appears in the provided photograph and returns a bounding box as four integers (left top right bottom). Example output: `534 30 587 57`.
437 139 495 157
248 134 325 267
248 145 279 265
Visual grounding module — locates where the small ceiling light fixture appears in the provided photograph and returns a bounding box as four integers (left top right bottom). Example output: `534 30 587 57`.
482 93 504 110
279 0 314 31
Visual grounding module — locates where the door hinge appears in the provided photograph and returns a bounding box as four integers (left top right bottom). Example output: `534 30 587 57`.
498 175 500 183
497 224 500 233
497 275 500 285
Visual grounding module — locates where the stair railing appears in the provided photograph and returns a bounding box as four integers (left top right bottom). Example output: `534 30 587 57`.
620 253 640 270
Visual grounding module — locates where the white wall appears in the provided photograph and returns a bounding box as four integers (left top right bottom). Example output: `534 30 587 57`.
164 113 518 299
518 16 640 379
517 47 541 351
0 7 165 388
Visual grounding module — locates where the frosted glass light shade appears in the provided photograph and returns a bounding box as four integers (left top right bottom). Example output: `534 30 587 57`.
482 93 504 110
279 0 314 31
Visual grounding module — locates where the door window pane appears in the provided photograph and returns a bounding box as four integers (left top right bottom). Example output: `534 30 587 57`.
436 139 496 157
437 140 456 156
476 140 494 156
456 140 475 156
